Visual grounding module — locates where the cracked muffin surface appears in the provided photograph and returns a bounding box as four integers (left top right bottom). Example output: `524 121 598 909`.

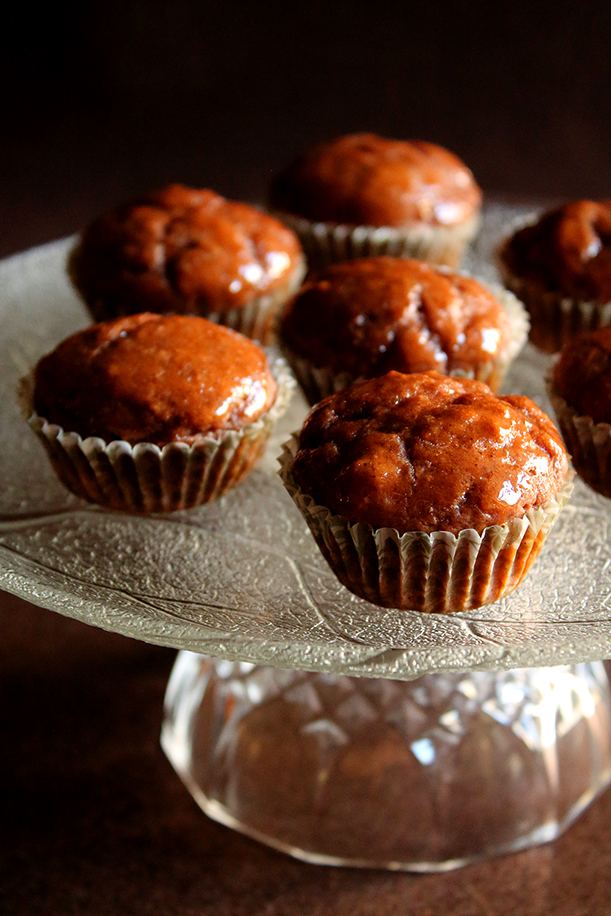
69 184 304 318
280 257 513 378
291 371 568 535
33 313 277 446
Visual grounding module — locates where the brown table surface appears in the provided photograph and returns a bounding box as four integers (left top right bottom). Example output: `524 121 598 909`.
0 588 610 915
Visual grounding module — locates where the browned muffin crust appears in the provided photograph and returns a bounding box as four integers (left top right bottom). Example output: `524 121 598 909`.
280 257 512 377
70 184 303 316
33 313 277 446
553 326 611 424
502 200 611 301
269 133 482 228
292 371 568 535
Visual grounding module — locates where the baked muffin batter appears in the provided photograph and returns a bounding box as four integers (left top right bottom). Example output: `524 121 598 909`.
280 257 512 377
270 133 482 228
501 200 611 301
553 326 611 424
33 313 277 446
292 371 568 535
70 184 304 316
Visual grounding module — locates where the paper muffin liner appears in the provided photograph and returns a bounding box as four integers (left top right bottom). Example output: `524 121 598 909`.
547 371 611 497
19 355 295 514
272 212 480 271
280 278 529 405
497 238 611 354
279 434 574 613
67 245 307 346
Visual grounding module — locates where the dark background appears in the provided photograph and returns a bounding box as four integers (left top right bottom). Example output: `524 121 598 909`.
2 0 610 259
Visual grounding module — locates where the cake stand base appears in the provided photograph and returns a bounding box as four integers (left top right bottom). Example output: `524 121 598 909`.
161 653 611 872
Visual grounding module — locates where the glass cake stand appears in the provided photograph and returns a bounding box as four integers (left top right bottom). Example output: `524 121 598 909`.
3 205 611 871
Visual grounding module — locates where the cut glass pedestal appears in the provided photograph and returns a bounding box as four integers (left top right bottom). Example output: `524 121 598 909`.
162 653 611 871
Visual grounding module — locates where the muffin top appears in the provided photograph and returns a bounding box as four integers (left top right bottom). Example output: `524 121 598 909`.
553 326 611 424
33 313 277 446
280 257 512 377
291 371 568 535
501 200 611 301
69 184 304 315
269 133 482 228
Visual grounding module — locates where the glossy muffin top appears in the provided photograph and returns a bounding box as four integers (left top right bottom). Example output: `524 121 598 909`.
269 133 482 227
553 326 611 424
291 371 568 535
501 200 611 301
279 257 512 377
69 184 304 316
33 313 277 446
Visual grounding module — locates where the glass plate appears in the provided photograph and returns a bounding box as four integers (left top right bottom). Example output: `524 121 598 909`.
3 205 611 679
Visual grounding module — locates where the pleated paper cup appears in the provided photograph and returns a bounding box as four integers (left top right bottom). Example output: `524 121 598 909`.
19 356 295 514
280 279 529 406
68 244 307 346
547 371 611 497
497 238 611 354
273 212 480 271
279 434 574 613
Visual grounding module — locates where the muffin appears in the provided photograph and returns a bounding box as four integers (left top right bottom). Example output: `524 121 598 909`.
279 371 572 613
68 184 306 344
279 256 528 403
269 133 482 269
498 200 611 352
548 325 611 496
21 313 293 512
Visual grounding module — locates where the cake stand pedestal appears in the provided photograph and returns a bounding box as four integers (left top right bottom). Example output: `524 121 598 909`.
161 654 611 871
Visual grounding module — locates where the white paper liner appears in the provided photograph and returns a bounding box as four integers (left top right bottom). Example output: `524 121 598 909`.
68 245 307 346
19 355 295 514
281 277 529 405
547 371 611 497
279 434 574 613
497 237 611 354
272 211 480 271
